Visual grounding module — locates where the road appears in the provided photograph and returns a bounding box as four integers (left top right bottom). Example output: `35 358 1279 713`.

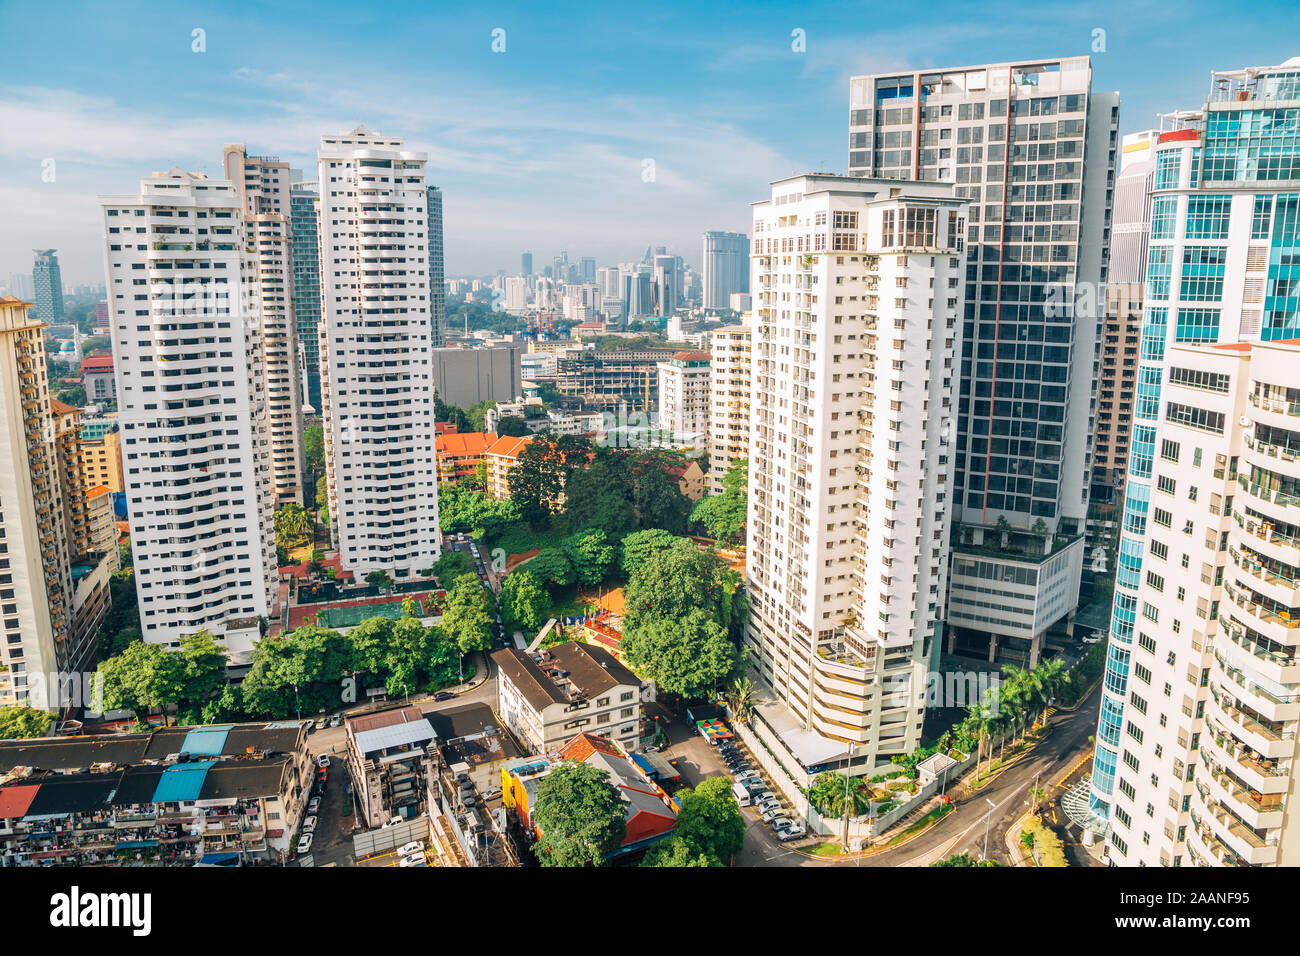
721 689 1102 867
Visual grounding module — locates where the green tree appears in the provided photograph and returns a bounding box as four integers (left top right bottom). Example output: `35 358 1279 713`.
438 485 521 537
563 459 636 539
274 503 313 551
931 853 1003 867
0 705 53 740
526 548 575 590
176 631 228 710
95 640 186 725
561 528 615 586
618 528 682 578
622 538 727 633
303 424 325 470
500 569 549 633
241 625 352 718
430 550 476 589
440 573 494 656
805 771 873 819
667 776 745 863
690 458 748 546
621 608 739 700
496 415 529 437
510 435 592 526
365 570 392 592
532 761 628 867
466 400 497 433
640 838 717 867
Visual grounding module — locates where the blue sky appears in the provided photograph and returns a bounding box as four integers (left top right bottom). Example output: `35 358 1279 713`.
1 0 1296 284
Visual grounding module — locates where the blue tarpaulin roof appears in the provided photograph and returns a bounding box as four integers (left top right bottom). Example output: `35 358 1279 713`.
180 726 233 756
151 761 216 803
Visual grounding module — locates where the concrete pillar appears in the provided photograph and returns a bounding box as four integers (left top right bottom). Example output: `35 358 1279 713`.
988 633 997 663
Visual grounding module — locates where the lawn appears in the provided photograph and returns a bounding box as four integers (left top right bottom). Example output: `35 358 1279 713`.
488 522 564 560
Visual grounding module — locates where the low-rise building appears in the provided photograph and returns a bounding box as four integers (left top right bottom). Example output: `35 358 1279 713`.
0 721 312 864
78 416 124 495
502 731 676 862
345 705 437 829
435 431 498 485
425 701 524 792
492 642 650 755
484 434 534 501
80 354 115 404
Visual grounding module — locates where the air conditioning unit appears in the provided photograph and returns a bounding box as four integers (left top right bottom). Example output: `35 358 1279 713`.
1239 416 1253 428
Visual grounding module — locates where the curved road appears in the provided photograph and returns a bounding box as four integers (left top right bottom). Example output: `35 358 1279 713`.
736 689 1101 867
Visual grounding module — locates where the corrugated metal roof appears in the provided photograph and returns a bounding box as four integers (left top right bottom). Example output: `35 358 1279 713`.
151 761 216 803
180 726 233 756
354 718 435 755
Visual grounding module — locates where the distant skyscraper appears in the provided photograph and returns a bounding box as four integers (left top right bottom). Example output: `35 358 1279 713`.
290 181 322 411
580 256 596 284
98 169 278 657
317 127 440 580
31 250 64 324
653 254 683 315
849 56 1120 668
522 251 533 276
702 231 749 310
428 185 447 349
223 144 305 506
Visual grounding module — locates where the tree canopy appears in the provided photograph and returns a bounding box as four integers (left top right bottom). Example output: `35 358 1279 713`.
690 458 747 546
499 569 549 634
0 705 53 740
532 761 628 867
620 607 740 700
640 776 745 866
440 573 495 656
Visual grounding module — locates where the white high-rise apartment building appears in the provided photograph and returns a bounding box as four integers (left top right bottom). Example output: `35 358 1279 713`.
655 350 711 442
223 144 305 506
317 127 440 580
99 169 277 655
849 57 1119 668
745 174 967 778
707 322 751 493
1084 59 1300 867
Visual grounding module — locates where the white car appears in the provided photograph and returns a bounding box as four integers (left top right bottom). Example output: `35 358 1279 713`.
296 833 313 854
398 841 423 857
307 797 321 814
329 715 342 728
302 814 318 833
316 754 331 769
776 824 807 841
756 798 782 814
760 808 785 824
381 815 403 829
399 854 428 867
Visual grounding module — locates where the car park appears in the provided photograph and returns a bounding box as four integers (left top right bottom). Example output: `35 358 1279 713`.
302 815 317 833
296 833 313 854
735 770 761 783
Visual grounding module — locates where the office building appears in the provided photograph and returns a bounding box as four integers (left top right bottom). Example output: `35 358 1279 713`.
31 250 64 324
317 127 440 580
708 323 751 493
522 251 533 276
290 180 322 411
1083 59 1300 866
745 174 967 778
98 169 278 655
849 56 1120 667
703 231 750 311
428 185 447 349
223 145 305 506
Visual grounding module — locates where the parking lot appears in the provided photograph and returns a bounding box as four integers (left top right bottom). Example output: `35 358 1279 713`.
660 711 810 858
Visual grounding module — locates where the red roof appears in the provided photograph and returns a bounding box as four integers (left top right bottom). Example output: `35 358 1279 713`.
436 431 497 458
82 355 114 371
671 350 711 362
50 398 78 416
0 784 40 819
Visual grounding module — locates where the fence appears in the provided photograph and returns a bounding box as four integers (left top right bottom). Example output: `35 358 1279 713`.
352 817 429 859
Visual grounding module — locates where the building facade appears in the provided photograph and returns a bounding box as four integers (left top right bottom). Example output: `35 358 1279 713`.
655 350 711 440
745 174 967 778
317 127 440 581
707 322 752 494
31 250 64 325
849 56 1119 666
98 169 278 654
289 180 322 412
223 145 305 506
1085 59 1300 865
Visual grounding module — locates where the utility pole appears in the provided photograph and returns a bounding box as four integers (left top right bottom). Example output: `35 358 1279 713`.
841 742 853 852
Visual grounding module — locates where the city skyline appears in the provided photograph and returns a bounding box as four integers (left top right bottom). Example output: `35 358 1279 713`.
2 1 1298 283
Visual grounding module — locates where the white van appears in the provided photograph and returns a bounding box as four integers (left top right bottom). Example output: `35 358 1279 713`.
732 781 751 807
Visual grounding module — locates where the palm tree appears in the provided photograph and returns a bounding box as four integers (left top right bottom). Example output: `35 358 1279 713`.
726 675 756 723
1035 658 1069 726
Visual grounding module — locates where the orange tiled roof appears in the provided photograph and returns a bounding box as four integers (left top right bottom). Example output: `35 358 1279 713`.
436 431 497 458
672 350 712 362
50 398 78 416
82 355 114 370
485 434 533 460
85 484 110 499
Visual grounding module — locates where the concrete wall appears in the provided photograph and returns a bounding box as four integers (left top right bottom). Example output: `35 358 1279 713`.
433 346 522 408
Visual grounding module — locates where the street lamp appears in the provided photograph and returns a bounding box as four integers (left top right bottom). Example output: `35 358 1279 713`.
983 798 996 862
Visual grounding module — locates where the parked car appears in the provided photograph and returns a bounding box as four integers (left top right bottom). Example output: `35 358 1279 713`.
399 854 428 868
760 808 785 823
302 815 317 833
381 815 403 829
328 715 342 728
307 797 321 814
767 816 792 831
303 719 316 732
756 798 782 814
316 754 331 769
433 691 455 702
735 770 762 783
296 833 313 854
776 826 805 842
398 841 423 857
